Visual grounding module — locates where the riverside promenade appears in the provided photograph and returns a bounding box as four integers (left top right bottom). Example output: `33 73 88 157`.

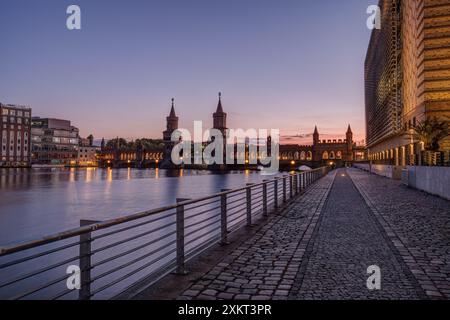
136 168 450 300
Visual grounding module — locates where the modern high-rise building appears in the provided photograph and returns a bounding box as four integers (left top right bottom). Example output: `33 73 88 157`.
31 118 80 165
365 0 450 165
0 103 32 167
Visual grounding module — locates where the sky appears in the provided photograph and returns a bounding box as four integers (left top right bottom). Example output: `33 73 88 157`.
0 0 373 144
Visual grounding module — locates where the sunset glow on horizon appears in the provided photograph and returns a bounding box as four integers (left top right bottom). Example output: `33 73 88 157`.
0 0 373 145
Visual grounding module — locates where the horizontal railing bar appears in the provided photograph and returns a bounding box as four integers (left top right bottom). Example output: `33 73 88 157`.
226 195 247 206
226 201 247 213
228 212 247 226
0 168 328 300
185 217 222 238
1 170 325 256
184 205 221 221
113 259 178 300
90 248 177 297
228 217 247 234
92 211 176 241
184 225 222 247
185 234 221 261
227 207 246 220
0 240 84 270
0 254 83 289
51 287 74 300
185 198 221 211
91 221 175 255
92 231 176 269
185 211 221 229
91 240 177 284
12 271 70 300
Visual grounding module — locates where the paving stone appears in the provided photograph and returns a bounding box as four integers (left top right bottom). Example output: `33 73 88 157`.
348 168 450 300
290 169 426 300
180 172 335 300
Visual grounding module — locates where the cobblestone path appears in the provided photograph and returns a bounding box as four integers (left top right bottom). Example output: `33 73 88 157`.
348 168 450 299
179 171 336 300
177 168 450 300
289 169 425 300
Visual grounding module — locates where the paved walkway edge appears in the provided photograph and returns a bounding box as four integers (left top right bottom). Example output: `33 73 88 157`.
348 168 440 299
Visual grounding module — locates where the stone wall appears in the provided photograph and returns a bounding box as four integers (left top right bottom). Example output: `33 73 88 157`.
405 166 450 201
354 163 450 201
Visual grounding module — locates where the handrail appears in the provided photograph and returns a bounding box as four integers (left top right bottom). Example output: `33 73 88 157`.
0 166 330 300
0 168 325 256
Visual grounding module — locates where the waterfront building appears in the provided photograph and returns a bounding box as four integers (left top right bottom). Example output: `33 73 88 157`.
0 103 32 167
31 118 80 165
365 0 450 165
76 136 99 166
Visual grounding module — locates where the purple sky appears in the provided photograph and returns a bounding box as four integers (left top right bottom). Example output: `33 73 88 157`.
0 0 373 145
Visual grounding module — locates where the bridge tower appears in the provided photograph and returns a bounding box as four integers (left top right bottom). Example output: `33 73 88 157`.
213 92 227 137
210 92 228 170
312 125 320 162
162 99 179 168
346 124 354 162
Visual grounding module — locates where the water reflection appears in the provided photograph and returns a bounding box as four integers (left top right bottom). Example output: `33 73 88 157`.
0 168 277 246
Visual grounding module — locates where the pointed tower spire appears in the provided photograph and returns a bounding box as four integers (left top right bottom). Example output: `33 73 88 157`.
213 92 227 133
313 125 319 145
216 92 224 113
163 98 179 142
347 124 352 133
169 98 176 117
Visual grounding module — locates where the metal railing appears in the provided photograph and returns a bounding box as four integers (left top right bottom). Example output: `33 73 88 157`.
0 167 330 300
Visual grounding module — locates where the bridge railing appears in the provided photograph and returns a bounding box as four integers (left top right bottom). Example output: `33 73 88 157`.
0 167 330 300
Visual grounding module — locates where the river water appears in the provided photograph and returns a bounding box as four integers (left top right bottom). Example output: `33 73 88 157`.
0 168 273 247
0 167 283 299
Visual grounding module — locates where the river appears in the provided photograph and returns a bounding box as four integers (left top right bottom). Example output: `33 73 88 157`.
0 167 273 247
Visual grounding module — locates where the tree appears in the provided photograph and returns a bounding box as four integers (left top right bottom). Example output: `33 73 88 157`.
412 117 449 151
103 137 165 150
105 138 128 150
87 134 94 147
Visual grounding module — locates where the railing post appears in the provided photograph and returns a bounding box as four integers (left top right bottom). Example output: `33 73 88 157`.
303 172 307 189
176 198 190 275
295 174 299 194
283 176 287 203
274 178 279 210
246 184 254 226
79 219 99 300
262 180 268 217
289 175 293 199
220 190 230 245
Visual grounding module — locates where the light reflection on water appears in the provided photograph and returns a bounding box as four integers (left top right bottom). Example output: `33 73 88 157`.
0 168 272 247
0 167 281 299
